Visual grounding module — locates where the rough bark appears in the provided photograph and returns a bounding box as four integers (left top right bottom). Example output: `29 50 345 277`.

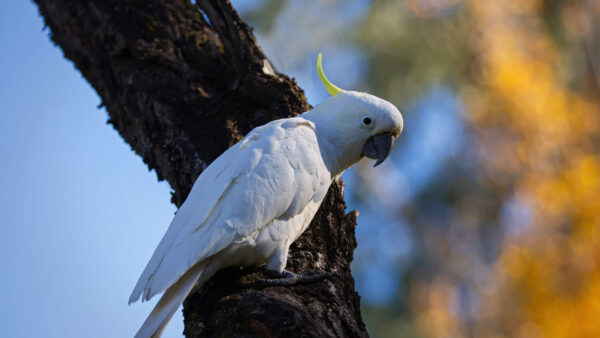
34 0 367 336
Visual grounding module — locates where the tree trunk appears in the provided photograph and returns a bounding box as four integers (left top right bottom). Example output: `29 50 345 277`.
34 0 367 336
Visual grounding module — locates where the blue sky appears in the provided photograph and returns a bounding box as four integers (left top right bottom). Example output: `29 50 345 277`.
0 2 181 337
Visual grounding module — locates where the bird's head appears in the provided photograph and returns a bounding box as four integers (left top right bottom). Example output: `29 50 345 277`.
303 53 404 174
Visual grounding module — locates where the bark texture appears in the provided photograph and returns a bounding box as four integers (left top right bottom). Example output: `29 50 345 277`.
34 0 367 336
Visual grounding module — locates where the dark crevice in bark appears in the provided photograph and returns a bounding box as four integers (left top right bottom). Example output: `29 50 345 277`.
34 0 367 336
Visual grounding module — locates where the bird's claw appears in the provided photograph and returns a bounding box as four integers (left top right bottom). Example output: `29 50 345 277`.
254 269 337 287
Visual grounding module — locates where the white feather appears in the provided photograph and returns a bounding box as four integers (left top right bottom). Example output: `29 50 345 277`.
134 263 204 338
129 117 332 336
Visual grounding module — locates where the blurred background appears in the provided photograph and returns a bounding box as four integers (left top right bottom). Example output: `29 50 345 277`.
1 0 599 337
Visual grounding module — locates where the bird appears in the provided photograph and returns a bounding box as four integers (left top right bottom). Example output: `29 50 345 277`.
129 53 404 338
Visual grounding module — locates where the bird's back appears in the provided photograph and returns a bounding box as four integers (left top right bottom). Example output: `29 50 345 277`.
130 116 332 304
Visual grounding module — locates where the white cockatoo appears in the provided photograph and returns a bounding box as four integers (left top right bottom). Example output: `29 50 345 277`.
129 53 404 338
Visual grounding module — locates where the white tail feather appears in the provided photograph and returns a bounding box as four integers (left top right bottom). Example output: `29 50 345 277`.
134 264 204 338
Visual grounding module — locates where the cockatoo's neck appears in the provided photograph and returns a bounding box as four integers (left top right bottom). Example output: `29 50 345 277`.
302 107 363 177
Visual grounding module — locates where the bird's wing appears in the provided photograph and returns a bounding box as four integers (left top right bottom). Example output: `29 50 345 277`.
129 117 329 303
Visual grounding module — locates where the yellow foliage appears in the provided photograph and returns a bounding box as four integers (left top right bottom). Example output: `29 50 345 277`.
456 0 600 337
355 0 600 335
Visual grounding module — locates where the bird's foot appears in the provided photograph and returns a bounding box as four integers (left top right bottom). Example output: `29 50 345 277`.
254 269 337 287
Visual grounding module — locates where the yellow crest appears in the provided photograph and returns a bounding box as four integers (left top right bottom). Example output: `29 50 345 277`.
317 53 344 96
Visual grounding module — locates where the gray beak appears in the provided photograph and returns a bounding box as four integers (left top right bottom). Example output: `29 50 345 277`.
362 133 395 167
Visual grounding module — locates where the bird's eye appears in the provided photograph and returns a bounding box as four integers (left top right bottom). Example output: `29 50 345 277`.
361 115 375 128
